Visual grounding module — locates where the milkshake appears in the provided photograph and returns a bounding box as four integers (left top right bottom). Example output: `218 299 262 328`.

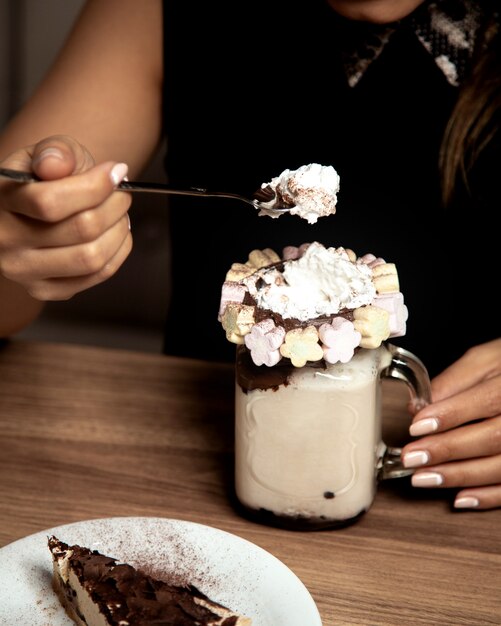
218 191 430 529
235 345 394 528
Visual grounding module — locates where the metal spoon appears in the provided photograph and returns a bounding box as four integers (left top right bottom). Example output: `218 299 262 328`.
0 167 290 215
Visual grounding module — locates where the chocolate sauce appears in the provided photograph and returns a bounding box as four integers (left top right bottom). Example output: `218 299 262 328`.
235 344 327 392
243 289 355 334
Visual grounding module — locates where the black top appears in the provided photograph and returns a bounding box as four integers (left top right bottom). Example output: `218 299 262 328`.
162 0 498 378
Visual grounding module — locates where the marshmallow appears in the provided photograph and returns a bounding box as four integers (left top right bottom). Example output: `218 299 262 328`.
373 292 408 337
279 326 323 367
359 253 386 268
244 319 286 367
248 248 280 269
221 303 255 344
318 317 362 364
218 282 246 320
225 262 255 282
353 305 390 349
372 263 400 293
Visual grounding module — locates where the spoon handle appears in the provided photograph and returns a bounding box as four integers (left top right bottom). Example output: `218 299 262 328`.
0 166 257 205
0 167 38 183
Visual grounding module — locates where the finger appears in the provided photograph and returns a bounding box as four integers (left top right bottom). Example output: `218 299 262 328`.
5 160 129 221
0 191 131 249
3 213 132 291
31 135 95 180
409 374 501 435
2 135 94 180
410 454 501 491
454 485 501 510
431 339 501 401
29 230 134 300
403 416 501 467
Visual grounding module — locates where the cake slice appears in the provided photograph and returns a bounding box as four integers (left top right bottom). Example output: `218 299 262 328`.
48 535 252 626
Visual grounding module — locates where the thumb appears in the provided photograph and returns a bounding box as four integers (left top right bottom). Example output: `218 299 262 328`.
31 134 95 181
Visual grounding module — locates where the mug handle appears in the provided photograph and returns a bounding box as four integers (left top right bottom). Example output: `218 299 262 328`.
377 343 432 480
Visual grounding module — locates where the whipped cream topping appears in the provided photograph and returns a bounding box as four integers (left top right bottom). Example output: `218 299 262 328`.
245 242 375 321
219 241 407 367
259 163 340 224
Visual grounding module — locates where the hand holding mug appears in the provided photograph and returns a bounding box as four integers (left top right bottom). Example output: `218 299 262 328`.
402 338 501 510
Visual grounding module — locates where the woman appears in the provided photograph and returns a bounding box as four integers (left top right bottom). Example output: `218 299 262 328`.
0 0 499 509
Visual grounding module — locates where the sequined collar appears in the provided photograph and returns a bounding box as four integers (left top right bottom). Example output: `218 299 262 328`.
339 0 484 87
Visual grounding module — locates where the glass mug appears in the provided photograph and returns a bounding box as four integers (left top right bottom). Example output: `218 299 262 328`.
234 342 432 530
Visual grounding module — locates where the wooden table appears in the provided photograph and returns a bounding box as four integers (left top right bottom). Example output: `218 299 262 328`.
0 339 499 625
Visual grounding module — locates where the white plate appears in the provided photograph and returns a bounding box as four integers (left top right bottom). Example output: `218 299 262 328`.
0 516 322 626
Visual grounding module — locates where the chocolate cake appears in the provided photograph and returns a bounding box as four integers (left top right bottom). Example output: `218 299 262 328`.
48 536 252 625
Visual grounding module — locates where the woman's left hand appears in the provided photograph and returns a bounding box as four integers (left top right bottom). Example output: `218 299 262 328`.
401 338 501 510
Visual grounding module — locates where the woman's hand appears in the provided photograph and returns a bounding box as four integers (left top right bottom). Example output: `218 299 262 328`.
401 339 501 510
0 135 132 301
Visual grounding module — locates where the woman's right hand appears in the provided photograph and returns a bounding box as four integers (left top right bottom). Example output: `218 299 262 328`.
0 134 132 301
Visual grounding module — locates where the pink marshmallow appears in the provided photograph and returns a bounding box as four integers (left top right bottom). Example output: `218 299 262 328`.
244 318 286 367
218 282 246 320
359 253 386 268
372 292 408 337
282 246 301 260
318 317 361 364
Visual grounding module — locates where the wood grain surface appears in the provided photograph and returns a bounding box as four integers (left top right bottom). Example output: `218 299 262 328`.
0 339 499 625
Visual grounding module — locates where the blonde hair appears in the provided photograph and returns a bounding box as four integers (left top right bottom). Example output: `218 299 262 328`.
439 8 500 206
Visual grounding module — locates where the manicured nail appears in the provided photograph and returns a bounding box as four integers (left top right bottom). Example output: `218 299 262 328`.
110 162 128 186
33 147 65 164
454 496 480 509
403 450 430 468
412 472 444 487
410 417 439 436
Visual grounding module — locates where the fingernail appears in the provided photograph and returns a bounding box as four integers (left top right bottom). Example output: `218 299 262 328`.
454 496 480 509
110 162 128 186
403 450 430 468
127 214 131 230
410 417 439 436
412 472 444 487
33 147 65 164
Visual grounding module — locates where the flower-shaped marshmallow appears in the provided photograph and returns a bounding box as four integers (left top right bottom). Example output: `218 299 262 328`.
225 262 256 282
279 326 323 367
244 319 286 367
282 243 311 261
221 303 255 344
318 317 361 364
248 248 281 269
353 305 390 349
358 253 385 268
225 247 280 281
